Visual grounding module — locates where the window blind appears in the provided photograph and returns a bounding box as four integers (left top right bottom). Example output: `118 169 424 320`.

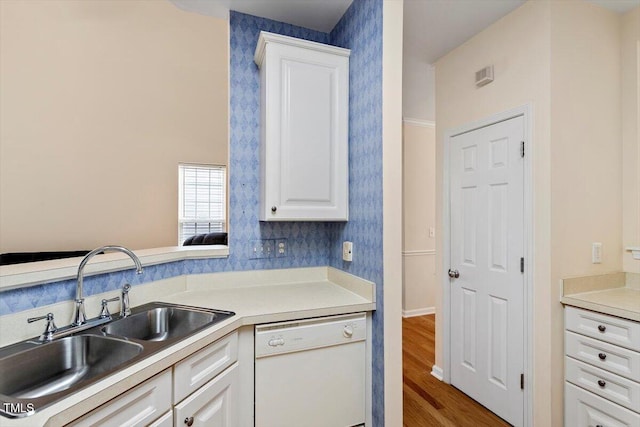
178 164 226 245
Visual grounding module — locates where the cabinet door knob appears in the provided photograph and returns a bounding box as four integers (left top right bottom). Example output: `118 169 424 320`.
598 353 607 361
184 417 194 426
597 325 606 332
597 380 606 387
271 206 277 213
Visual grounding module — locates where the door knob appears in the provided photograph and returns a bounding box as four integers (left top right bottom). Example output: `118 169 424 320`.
448 269 460 279
184 417 194 426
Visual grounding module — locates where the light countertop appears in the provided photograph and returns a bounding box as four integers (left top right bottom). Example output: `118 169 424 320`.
0 267 375 426
560 272 640 322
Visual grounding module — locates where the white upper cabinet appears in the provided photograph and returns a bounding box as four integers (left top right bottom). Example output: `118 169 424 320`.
254 32 350 221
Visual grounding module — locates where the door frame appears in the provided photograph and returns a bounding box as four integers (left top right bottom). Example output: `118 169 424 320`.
441 104 533 427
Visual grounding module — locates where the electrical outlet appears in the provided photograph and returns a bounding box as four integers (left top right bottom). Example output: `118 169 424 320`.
592 242 602 264
343 241 353 262
276 238 287 257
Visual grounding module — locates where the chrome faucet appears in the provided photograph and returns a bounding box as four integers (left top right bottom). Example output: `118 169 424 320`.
72 245 143 326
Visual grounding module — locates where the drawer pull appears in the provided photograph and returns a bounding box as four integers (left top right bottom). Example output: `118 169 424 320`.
184 417 194 426
598 352 607 360
597 325 606 332
597 379 606 387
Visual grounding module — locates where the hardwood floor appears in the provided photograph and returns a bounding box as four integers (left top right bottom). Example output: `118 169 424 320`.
403 314 511 426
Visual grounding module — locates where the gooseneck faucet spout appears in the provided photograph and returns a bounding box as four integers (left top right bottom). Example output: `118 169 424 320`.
72 245 143 326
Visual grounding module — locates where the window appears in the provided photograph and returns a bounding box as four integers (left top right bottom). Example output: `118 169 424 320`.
178 164 226 245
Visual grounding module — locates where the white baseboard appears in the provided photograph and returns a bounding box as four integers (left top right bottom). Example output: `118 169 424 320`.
402 307 435 318
431 365 444 381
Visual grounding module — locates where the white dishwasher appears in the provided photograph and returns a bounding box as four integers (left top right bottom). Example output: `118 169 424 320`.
255 312 366 427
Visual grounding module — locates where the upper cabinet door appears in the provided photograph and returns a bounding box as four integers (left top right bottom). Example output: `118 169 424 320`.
254 32 350 221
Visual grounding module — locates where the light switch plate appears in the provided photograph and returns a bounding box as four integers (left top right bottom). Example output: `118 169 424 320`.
592 242 602 264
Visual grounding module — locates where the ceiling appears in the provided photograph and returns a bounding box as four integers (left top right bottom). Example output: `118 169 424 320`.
403 0 526 65
171 0 639 120
586 0 640 13
404 0 638 66
171 0 639 64
170 0 353 32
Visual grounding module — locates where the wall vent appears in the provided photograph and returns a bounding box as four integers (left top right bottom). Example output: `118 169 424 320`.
475 65 494 87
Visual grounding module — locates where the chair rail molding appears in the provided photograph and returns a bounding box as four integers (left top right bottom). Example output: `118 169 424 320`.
402 117 435 128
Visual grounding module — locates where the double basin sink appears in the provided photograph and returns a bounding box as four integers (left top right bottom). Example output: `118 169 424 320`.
0 302 234 418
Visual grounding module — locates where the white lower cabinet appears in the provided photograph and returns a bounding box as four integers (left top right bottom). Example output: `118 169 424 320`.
149 410 173 427
565 382 640 427
565 306 640 427
66 331 240 427
173 332 238 403
174 363 238 427
67 369 172 427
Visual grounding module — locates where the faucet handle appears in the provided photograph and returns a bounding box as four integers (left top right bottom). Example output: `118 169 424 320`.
100 297 120 319
120 283 132 317
27 313 57 341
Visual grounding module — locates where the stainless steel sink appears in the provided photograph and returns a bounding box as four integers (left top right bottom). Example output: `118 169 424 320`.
102 302 234 342
0 335 142 418
0 302 234 418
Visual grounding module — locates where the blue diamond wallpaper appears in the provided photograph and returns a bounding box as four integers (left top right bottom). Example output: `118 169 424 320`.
329 0 384 423
0 1 385 423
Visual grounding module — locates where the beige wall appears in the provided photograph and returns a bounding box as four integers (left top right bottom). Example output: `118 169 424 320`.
622 6 640 273
436 1 624 425
0 0 229 253
436 1 553 423
402 121 436 315
382 1 404 425
550 2 622 423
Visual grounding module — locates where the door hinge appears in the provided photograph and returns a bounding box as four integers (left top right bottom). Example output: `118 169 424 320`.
520 373 524 389
520 257 524 273
521 141 525 158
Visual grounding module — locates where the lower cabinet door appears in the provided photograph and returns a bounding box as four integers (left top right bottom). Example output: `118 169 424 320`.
68 370 172 427
148 410 173 427
174 363 238 427
565 382 640 427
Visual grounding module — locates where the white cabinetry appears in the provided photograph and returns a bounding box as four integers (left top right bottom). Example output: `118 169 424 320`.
68 369 172 427
173 332 239 427
67 331 240 427
174 364 238 427
173 331 238 403
564 306 640 426
254 31 350 221
149 410 173 427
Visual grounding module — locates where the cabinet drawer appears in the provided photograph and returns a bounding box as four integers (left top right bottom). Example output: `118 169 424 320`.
148 410 173 427
566 356 640 412
174 363 238 427
566 306 640 351
68 369 172 427
565 382 640 427
566 331 640 382
174 331 238 403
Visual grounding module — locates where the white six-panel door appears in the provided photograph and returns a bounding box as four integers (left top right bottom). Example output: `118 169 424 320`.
449 116 525 426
